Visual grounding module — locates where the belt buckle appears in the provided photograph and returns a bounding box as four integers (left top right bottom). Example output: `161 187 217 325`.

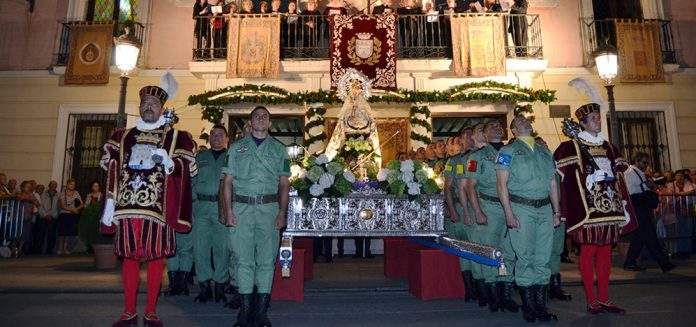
251 196 260 205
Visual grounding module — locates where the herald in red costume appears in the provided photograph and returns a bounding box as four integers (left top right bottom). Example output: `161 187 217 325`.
101 86 197 326
553 103 636 315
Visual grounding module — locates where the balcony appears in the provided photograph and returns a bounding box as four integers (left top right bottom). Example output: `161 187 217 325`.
191 13 543 62
580 18 677 67
54 21 145 66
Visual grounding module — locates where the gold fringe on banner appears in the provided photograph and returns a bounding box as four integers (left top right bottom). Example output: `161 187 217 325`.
616 19 665 83
64 22 114 85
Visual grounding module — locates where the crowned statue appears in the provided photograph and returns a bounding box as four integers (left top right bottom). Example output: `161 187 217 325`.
325 69 382 169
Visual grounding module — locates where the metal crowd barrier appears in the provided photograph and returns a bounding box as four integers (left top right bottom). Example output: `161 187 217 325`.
0 198 24 257
654 194 696 255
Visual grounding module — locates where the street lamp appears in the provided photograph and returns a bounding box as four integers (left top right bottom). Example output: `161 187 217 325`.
592 39 619 147
113 25 142 128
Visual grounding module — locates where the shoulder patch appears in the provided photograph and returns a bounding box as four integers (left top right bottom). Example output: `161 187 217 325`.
283 159 291 173
495 153 512 166
467 159 478 172
445 164 453 172
456 164 464 174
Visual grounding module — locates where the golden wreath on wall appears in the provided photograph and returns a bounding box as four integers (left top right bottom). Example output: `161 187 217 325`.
348 32 381 66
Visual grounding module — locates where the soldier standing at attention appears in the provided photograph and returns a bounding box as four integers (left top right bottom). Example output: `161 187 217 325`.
496 115 561 323
221 106 291 327
465 120 519 313
192 125 238 307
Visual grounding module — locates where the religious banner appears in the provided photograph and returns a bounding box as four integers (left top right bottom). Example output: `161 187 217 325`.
226 15 281 79
330 14 397 91
615 20 664 83
64 22 114 85
450 15 506 77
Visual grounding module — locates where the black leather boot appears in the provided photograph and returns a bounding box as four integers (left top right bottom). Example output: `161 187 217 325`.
225 285 242 310
164 271 179 296
179 271 190 296
486 283 500 312
233 294 253 327
519 286 536 323
533 284 557 321
462 271 477 302
549 273 572 301
194 281 213 303
497 282 520 312
255 293 272 327
215 282 228 304
475 279 488 307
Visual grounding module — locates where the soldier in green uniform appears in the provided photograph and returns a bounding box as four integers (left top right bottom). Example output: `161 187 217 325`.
221 106 291 327
164 224 193 296
455 126 488 307
192 125 237 306
495 116 561 322
465 120 519 313
443 135 476 302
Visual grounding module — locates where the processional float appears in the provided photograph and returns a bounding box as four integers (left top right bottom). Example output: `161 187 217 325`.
278 69 505 277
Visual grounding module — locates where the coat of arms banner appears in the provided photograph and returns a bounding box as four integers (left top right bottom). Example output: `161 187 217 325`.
450 15 506 77
615 20 664 83
330 14 397 91
226 16 281 79
64 22 114 85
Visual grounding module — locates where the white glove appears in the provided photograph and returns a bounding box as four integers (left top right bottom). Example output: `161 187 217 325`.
152 148 175 175
622 200 631 226
585 170 608 190
100 198 115 227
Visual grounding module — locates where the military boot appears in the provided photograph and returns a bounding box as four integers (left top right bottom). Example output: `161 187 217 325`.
533 284 558 321
194 281 213 303
518 286 536 323
254 293 272 327
225 285 242 310
462 271 477 302
163 271 179 296
497 282 520 312
486 283 500 312
179 271 190 296
233 294 254 327
475 279 488 307
549 273 572 301
215 282 228 304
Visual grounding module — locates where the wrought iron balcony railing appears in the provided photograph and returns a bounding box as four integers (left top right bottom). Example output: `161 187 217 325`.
191 13 543 61
54 21 145 66
580 18 677 67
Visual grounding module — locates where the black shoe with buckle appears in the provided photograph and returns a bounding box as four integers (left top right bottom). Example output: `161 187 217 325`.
112 312 138 327
623 263 646 272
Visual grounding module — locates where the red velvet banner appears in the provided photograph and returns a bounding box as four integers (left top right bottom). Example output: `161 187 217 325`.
330 14 397 91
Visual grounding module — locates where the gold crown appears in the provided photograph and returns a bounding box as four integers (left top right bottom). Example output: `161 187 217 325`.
356 32 371 40
135 132 162 144
575 103 600 120
139 86 168 105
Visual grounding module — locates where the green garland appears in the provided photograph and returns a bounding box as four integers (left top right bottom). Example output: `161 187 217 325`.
306 107 327 119
409 105 431 118
305 118 325 130
305 133 327 146
188 81 557 122
410 131 431 144
304 106 327 148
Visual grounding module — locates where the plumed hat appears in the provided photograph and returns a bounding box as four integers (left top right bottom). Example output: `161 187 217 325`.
139 86 168 105
575 103 600 120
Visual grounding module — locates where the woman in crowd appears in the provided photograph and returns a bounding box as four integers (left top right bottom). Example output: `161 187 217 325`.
16 181 39 256
259 1 269 13
193 0 212 59
57 179 83 255
86 180 102 205
283 1 300 48
240 0 255 13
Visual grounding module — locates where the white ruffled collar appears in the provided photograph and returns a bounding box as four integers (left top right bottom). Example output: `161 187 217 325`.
578 131 605 145
136 116 166 131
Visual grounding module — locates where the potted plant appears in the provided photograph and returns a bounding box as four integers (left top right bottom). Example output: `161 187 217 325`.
79 199 118 269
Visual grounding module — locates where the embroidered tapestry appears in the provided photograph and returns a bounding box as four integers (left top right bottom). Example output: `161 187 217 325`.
450 15 506 77
65 22 114 85
616 20 664 83
226 16 281 79
330 14 397 91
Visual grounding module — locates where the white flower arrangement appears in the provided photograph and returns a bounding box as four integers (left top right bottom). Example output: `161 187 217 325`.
343 170 356 183
376 169 390 182
319 173 335 188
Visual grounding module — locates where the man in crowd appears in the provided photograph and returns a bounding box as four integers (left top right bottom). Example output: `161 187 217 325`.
0 173 12 198
623 152 675 273
221 106 290 327
101 86 197 327
193 125 236 306
554 103 636 315
496 115 560 322
372 0 395 14
35 181 59 254
466 120 519 313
